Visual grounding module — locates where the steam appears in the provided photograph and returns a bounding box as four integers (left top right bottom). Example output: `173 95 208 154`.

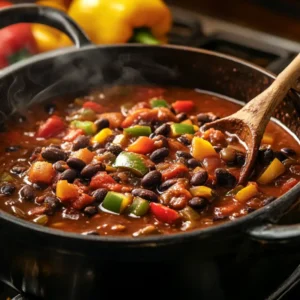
0 47 179 123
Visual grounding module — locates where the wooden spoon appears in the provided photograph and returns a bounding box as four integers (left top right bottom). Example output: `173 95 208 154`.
202 53 300 184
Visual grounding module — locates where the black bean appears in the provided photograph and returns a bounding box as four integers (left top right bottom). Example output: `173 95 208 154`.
154 124 170 136
275 151 286 162
149 133 156 139
92 188 108 203
132 188 158 202
197 113 210 124
176 113 187 122
187 158 201 168
5 145 21 152
0 183 15 196
30 147 42 161
258 148 274 165
81 163 105 178
44 196 61 215
188 197 208 209
11 165 27 174
190 171 208 186
280 148 296 157
141 171 162 188
106 144 123 156
41 147 67 162
44 103 56 115
83 230 100 236
59 169 77 183
19 185 35 201
176 151 192 159
152 135 168 148
215 168 237 188
158 179 178 192
72 135 90 151
150 147 169 163
95 118 110 131
178 135 191 146
53 160 68 172
111 174 121 183
213 146 223 153
84 206 98 216
33 183 48 190
236 153 245 167
67 157 86 171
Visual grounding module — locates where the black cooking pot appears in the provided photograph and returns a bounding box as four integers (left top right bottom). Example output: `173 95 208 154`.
0 5 299 300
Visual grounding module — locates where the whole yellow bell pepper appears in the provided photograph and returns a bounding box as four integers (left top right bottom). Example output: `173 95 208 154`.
32 0 70 52
61 0 172 45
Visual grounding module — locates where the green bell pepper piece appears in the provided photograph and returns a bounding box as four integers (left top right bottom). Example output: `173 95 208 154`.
102 191 131 214
128 197 150 217
171 123 195 136
114 151 148 176
71 120 97 135
150 98 169 108
124 126 152 137
0 172 14 183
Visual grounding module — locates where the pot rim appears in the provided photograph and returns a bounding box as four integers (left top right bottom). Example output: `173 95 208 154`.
1 43 299 245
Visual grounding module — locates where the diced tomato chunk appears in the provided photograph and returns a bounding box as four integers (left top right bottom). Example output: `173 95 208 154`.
36 115 65 138
150 202 180 224
172 100 194 113
90 172 123 192
160 163 189 181
281 178 299 194
63 129 84 142
83 101 103 113
72 193 95 210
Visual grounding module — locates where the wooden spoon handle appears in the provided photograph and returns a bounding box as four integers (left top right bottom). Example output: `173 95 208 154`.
234 53 300 134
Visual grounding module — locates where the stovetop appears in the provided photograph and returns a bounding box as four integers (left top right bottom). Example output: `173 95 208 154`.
1 6 300 300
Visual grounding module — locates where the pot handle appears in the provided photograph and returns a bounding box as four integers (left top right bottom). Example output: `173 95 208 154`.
247 223 300 243
0 4 91 48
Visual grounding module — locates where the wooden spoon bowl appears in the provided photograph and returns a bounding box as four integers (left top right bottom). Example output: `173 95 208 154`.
203 54 300 184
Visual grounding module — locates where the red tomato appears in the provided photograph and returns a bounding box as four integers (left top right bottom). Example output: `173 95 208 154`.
150 203 180 224
281 178 299 194
36 115 65 138
90 172 123 192
72 193 94 210
83 101 104 113
0 1 37 68
172 100 194 113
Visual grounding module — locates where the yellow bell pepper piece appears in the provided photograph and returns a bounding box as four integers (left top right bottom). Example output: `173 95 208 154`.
72 148 95 164
56 180 79 201
191 137 217 161
235 183 258 202
33 1 69 52
257 158 286 185
60 0 172 46
181 119 193 125
190 186 213 199
92 128 113 144
261 133 274 145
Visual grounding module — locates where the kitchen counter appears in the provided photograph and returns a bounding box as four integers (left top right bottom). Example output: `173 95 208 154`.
168 0 300 43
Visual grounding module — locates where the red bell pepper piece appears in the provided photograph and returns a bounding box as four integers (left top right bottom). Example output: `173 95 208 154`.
172 100 194 113
63 129 85 142
150 202 180 224
82 101 103 113
90 172 123 192
127 136 155 154
0 1 37 68
281 178 299 194
36 115 65 138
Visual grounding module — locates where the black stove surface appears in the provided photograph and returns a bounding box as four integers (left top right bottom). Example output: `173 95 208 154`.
1 6 300 300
